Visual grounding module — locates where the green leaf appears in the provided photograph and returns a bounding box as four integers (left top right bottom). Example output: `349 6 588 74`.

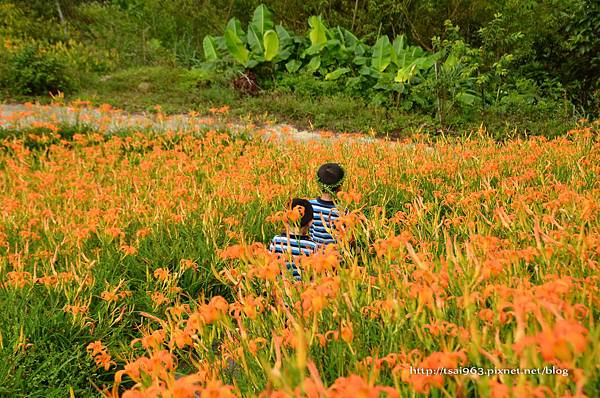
346 76 366 90
202 36 218 61
395 63 417 83
342 28 359 49
373 72 394 89
247 25 264 54
394 44 429 71
276 25 292 48
215 36 227 51
224 27 249 67
263 30 279 61
391 35 405 66
333 27 346 47
333 27 358 51
285 59 302 73
325 67 350 80
325 39 341 50
393 35 405 55
305 56 321 73
307 16 327 52
371 36 392 72
455 92 478 105
359 66 380 78
353 56 368 66
276 49 292 62
354 43 368 56
409 45 427 59
226 18 245 40
416 55 435 69
251 4 274 37
443 54 459 71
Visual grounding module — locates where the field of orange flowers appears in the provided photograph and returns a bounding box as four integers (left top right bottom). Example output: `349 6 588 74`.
0 104 599 397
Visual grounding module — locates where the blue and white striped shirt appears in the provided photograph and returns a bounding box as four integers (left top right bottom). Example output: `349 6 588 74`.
269 233 317 281
308 198 340 246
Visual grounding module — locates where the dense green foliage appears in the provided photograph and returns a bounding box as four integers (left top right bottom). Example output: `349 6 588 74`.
3 44 73 95
200 4 596 124
0 0 598 134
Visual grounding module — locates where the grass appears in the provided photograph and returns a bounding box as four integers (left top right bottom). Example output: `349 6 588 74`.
73 66 428 136
2 65 577 139
0 288 101 397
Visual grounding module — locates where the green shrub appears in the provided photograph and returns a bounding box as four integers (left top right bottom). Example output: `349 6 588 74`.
3 44 72 95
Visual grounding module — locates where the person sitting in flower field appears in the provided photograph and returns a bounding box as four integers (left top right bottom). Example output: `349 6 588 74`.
309 163 345 247
268 198 318 281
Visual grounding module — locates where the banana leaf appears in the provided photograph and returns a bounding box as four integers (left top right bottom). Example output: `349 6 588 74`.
325 67 350 80
307 16 327 54
226 18 245 41
276 25 293 48
372 36 392 72
305 56 321 72
247 25 264 54
224 27 249 66
391 35 405 66
202 36 218 61
285 59 302 73
263 30 279 61
251 4 274 37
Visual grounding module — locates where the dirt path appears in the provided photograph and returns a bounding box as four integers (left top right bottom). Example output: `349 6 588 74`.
0 103 387 144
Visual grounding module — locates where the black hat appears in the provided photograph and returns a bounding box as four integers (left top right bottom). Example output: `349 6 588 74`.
317 163 345 192
290 198 314 227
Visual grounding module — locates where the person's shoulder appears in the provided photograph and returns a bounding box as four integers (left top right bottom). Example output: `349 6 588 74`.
312 198 337 210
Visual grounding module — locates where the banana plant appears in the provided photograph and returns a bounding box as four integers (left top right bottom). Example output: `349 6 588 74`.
393 36 436 84
360 35 397 93
200 3 481 115
301 16 359 77
202 5 294 69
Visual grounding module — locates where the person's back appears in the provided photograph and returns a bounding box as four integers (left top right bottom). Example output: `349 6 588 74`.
309 197 340 246
309 163 345 247
268 198 317 281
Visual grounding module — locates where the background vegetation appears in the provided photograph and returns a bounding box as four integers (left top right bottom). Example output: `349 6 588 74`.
1 0 599 135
